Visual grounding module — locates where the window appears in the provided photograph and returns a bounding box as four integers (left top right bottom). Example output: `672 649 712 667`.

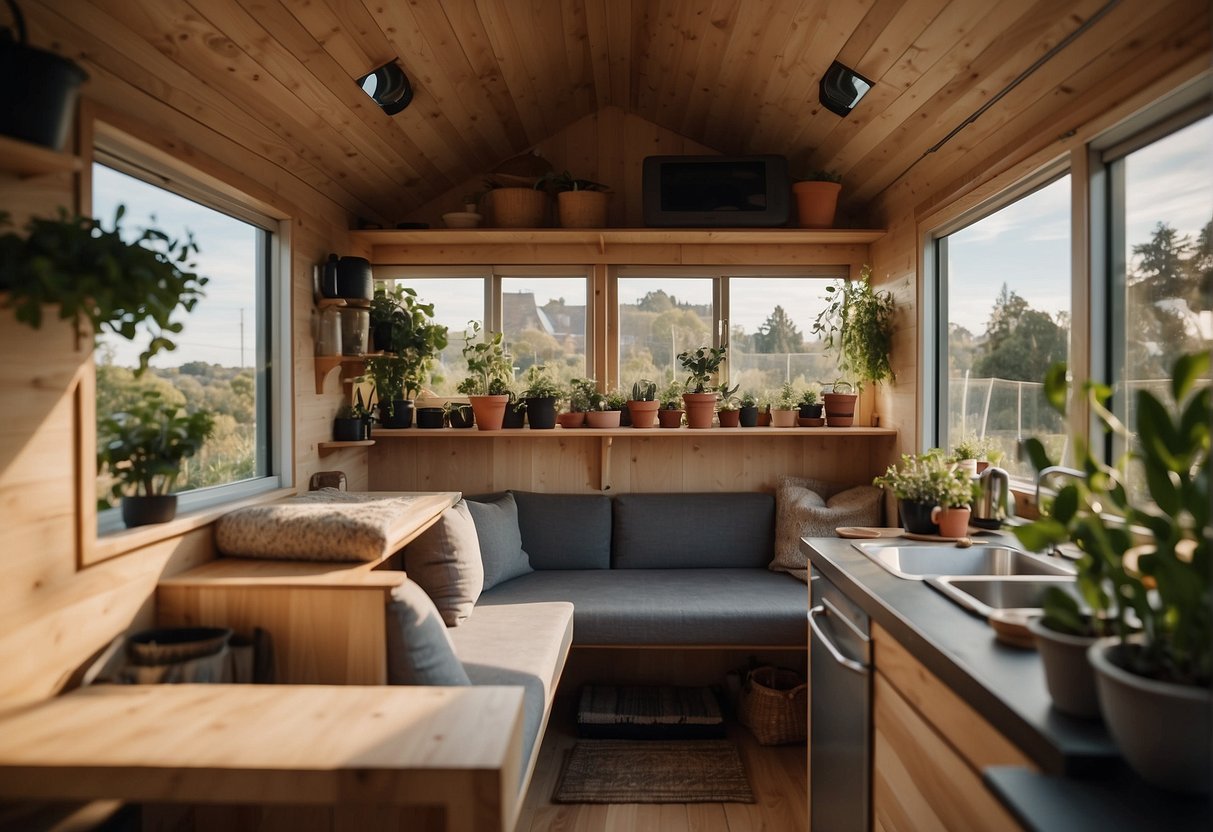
934 175 1072 478
617 274 714 385
729 276 842 393
92 159 279 527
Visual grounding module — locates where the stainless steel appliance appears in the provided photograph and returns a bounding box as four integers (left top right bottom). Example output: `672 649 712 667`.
809 568 872 832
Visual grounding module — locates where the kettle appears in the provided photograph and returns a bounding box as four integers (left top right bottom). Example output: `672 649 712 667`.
973 466 1014 530
320 254 373 300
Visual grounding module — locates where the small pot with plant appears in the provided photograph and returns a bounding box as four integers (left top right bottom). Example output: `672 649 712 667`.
951 434 985 477
798 384 824 426
1014 353 1210 790
333 389 372 441
792 170 842 229
482 177 549 228
585 389 623 429
678 345 727 429
658 380 684 428
519 364 562 430
738 392 760 428
627 379 659 429
770 382 799 428
812 266 896 427
537 170 612 228
445 401 474 429
456 321 515 431
873 450 970 536
717 393 741 428
415 406 444 429
561 377 596 428
363 355 412 429
97 390 216 528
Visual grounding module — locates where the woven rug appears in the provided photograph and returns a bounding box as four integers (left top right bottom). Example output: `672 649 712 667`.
552 740 755 804
577 685 725 739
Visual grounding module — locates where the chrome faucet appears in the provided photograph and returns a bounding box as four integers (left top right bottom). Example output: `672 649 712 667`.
1034 465 1085 509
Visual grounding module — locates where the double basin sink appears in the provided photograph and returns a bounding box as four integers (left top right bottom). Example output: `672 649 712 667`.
853 542 1077 618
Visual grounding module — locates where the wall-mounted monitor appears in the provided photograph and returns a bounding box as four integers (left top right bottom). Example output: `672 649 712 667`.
642 155 790 227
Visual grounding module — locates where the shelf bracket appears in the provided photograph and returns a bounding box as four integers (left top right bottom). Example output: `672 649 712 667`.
599 435 613 491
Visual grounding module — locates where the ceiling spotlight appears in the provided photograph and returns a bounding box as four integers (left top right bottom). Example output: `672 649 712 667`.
357 61 413 115
819 61 873 117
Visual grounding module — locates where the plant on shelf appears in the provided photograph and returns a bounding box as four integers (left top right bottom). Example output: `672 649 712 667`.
792 170 843 229
812 267 896 388
568 377 598 413
0 207 209 372
873 450 976 536
456 321 515 430
519 364 563 430
97 389 215 528
657 379 684 428
1012 353 1210 789
369 284 448 365
678 345 727 429
536 170 612 228
626 378 659 428
630 379 657 402
362 355 412 428
738 391 761 428
717 390 741 427
799 383 824 419
770 382 799 428
333 389 372 442
535 170 610 194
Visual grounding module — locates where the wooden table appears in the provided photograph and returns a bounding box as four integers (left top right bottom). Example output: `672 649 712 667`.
0 683 524 831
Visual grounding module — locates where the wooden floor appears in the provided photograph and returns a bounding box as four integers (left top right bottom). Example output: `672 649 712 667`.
516 696 808 831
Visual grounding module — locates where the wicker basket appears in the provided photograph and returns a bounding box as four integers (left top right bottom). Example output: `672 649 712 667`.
557 190 609 228
739 666 807 745
485 187 548 227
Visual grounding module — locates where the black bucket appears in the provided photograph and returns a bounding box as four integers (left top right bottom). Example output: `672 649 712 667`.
0 2 88 150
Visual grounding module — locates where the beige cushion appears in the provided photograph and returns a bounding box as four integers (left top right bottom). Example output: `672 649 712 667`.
404 500 484 626
215 489 424 562
773 476 882 580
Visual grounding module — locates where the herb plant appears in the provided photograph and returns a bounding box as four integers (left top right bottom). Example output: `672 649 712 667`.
97 389 215 498
456 321 514 396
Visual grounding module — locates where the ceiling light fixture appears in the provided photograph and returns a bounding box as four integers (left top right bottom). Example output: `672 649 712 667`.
819 62 873 118
357 61 413 115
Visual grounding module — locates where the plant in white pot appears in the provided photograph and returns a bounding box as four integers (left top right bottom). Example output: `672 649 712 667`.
811 266 895 426
1013 353 1210 792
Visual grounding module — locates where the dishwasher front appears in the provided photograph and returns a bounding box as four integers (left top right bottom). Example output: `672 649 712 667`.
809 567 872 832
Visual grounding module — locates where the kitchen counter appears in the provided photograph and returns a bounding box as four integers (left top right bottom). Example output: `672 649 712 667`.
804 535 1212 829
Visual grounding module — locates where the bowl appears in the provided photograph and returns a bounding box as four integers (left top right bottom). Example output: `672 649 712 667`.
442 211 482 228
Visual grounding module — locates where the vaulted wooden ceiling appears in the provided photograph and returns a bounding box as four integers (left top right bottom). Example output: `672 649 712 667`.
26 0 1210 224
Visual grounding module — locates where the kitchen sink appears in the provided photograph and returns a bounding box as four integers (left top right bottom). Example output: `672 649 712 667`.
926 575 1082 619
852 543 1076 580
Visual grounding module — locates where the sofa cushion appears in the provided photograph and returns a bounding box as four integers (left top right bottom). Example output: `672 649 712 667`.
466 493 534 590
448 601 573 786
385 580 471 686
510 491 612 569
478 569 806 646
773 476 882 580
403 500 484 626
611 493 775 569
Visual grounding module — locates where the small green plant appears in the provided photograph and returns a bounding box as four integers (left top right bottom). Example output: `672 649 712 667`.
535 170 610 193
604 390 627 411
362 355 408 416
873 450 975 508
630 379 657 402
97 389 215 499
951 434 985 461
799 384 821 406
677 345 727 393
740 392 759 408
369 284 448 397
718 395 740 413
774 382 799 410
0 207 209 373
812 266 896 389
658 379 684 409
456 321 514 396
519 364 563 399
568 378 598 412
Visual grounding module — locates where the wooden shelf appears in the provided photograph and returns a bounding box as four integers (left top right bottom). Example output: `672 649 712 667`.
371 425 897 438
318 439 374 455
351 227 886 246
313 355 366 393
0 134 82 178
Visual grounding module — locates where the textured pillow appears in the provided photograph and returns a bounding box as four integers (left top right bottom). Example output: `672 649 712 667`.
773 476 882 580
384 579 471 685
404 500 484 626
215 490 424 562
465 493 533 590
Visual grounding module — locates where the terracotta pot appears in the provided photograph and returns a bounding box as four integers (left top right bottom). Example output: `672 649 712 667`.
930 505 971 539
1027 617 1100 719
682 392 718 429
757 411 772 427
627 399 660 428
658 408 684 428
792 180 841 228
718 409 741 427
585 410 621 428
770 408 798 428
823 392 857 427
557 411 585 428
469 394 509 431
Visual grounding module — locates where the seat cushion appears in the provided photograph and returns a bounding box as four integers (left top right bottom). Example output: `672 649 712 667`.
773 477 882 580
403 500 484 626
478 569 806 646
511 491 612 569
384 580 471 686
448 601 574 783
611 493 776 569
466 493 534 590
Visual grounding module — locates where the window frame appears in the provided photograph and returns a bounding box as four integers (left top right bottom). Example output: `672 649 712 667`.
91 133 292 536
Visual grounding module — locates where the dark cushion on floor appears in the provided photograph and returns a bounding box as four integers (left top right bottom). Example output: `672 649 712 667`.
478 568 806 646
511 491 612 569
611 493 776 569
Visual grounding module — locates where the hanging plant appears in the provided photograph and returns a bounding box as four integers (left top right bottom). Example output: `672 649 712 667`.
811 265 895 388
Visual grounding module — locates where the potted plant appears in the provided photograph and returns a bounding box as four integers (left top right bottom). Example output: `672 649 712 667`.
97 389 216 528
717 392 741 428
456 321 514 431
1013 353 1210 791
678 345 727 429
798 383 824 426
627 379 659 429
0 1 88 151
738 392 760 428
481 177 548 228
812 267 896 426
363 355 413 428
332 389 372 441
792 170 842 229
585 389 622 429
444 401 474 429
657 380 684 428
771 382 799 428
757 395 772 427
0 207 209 373
561 377 596 428
873 450 973 536
537 170 612 228
415 405 445 429
519 364 562 430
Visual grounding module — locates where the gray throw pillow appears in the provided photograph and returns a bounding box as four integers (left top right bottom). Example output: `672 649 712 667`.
773 476 882 581
466 493 534 591
384 579 471 685
404 500 484 626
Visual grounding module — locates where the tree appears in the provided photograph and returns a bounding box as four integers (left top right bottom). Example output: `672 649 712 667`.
973 284 1068 382
1126 221 1211 377
752 305 804 354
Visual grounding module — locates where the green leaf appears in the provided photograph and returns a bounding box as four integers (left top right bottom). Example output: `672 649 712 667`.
1042 363 1069 414
1171 350 1209 403
1022 437 1054 473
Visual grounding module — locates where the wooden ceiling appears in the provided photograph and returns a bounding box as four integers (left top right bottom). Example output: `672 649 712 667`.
26 0 1210 223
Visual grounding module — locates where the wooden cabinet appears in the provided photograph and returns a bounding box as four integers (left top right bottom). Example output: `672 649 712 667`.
871 622 1033 832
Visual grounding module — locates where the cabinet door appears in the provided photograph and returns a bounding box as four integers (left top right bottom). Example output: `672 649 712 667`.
872 672 1022 832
